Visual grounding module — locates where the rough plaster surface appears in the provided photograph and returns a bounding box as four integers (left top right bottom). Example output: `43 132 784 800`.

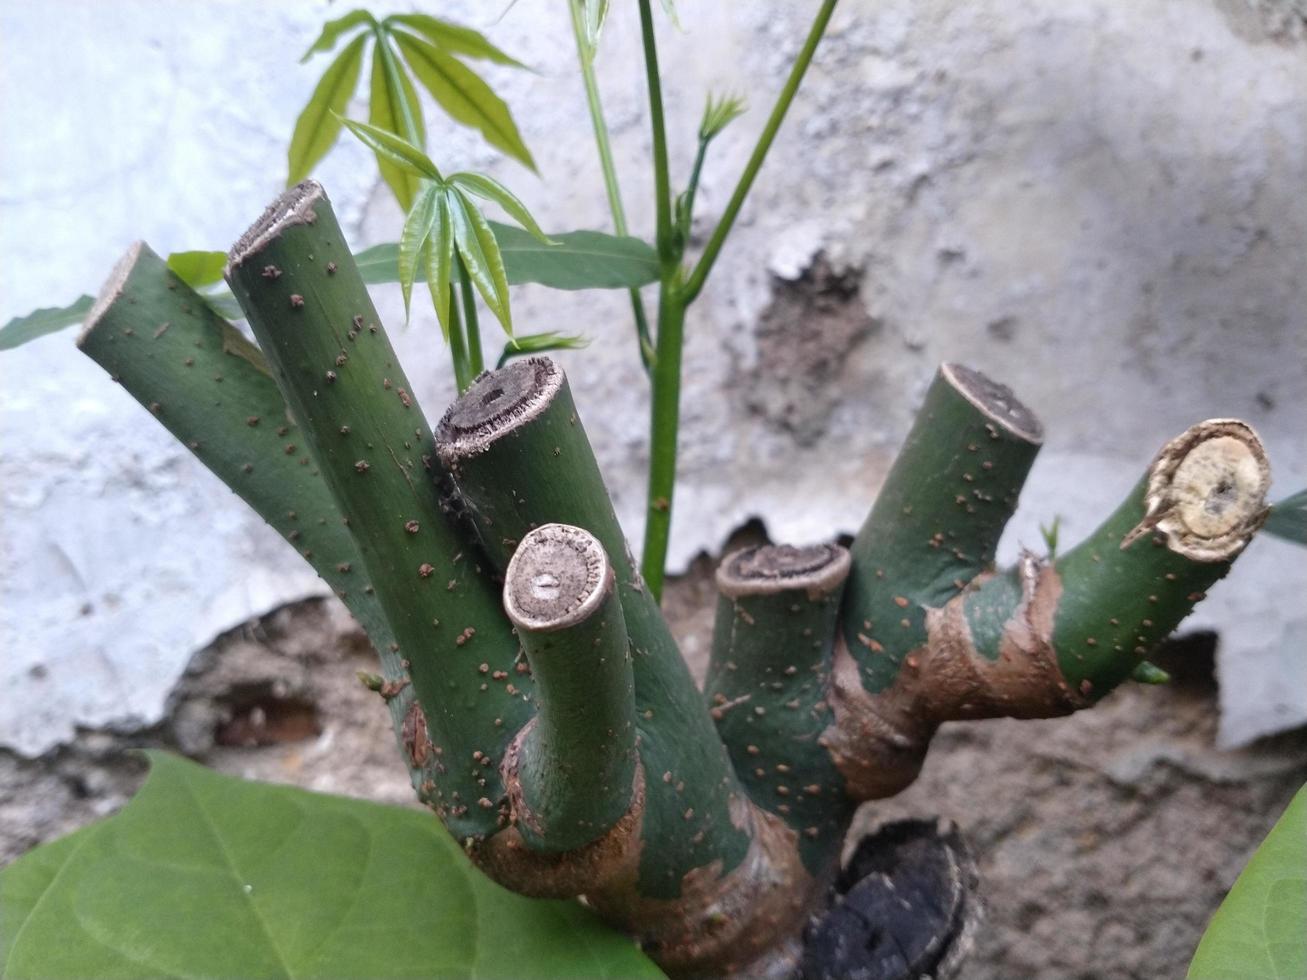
1 0 1304 755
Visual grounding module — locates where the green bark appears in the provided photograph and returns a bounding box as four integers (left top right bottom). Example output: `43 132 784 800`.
436 358 751 899
503 524 637 853
225 181 529 841
77 242 430 793
705 544 852 873
963 419 1270 702
842 363 1043 691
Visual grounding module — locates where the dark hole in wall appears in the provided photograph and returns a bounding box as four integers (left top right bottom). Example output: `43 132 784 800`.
214 682 322 748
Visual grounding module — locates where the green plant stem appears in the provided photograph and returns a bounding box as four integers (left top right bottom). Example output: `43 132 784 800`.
502 524 637 853
639 284 686 600
681 137 709 231
682 0 838 303
446 282 472 391
637 0 673 265
568 0 654 372
458 260 484 376
76 242 434 795
226 181 530 840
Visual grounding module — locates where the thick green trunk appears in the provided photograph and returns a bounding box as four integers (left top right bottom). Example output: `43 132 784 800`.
705 543 853 873
77 242 429 794
435 358 751 898
225 181 529 841
841 363 1043 694
502 524 638 853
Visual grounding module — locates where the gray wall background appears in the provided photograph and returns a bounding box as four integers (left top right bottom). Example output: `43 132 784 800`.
2 0 1304 757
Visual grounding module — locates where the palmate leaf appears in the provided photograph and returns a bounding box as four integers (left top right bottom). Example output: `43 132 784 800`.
287 33 369 186
448 172 554 243
369 35 427 210
1263 489 1307 547
448 187 513 335
1188 784 1306 978
339 116 441 181
699 92 748 142
0 752 664 979
386 13 529 69
398 183 440 320
427 191 455 340
391 30 536 172
299 9 375 62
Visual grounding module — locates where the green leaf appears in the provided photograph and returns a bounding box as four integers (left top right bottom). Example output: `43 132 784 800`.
339 116 442 181
0 296 93 351
699 91 747 142
391 30 537 172
165 250 227 289
449 172 556 243
287 33 369 186
0 752 663 979
355 226 659 291
1188 784 1307 979
449 188 513 335
385 13 530 69
369 36 428 210
1263 490 1307 547
1040 515 1062 560
299 9 375 62
426 192 455 340
398 183 440 321
497 331 590 369
580 0 611 53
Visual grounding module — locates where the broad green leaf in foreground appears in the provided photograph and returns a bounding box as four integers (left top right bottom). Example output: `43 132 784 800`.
1263 490 1307 547
1187 783 1307 979
0 230 658 352
0 752 663 979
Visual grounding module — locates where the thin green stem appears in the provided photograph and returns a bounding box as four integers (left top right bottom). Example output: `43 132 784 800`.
568 0 654 373
640 283 686 600
682 0 837 303
682 138 709 233
458 260 484 377
447 283 472 391
637 0 674 265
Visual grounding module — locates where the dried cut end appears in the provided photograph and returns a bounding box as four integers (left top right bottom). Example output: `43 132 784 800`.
436 357 563 462
79 241 148 345
717 543 851 599
1127 419 1270 562
942 363 1043 444
505 523 613 632
226 179 323 274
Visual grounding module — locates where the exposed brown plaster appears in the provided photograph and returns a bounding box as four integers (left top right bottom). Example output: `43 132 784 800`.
823 554 1084 801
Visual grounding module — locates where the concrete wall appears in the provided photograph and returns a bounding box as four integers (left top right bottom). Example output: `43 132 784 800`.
2 0 1304 756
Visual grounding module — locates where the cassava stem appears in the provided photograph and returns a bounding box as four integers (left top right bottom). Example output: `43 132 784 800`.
77 242 432 794
502 524 638 854
225 180 528 840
